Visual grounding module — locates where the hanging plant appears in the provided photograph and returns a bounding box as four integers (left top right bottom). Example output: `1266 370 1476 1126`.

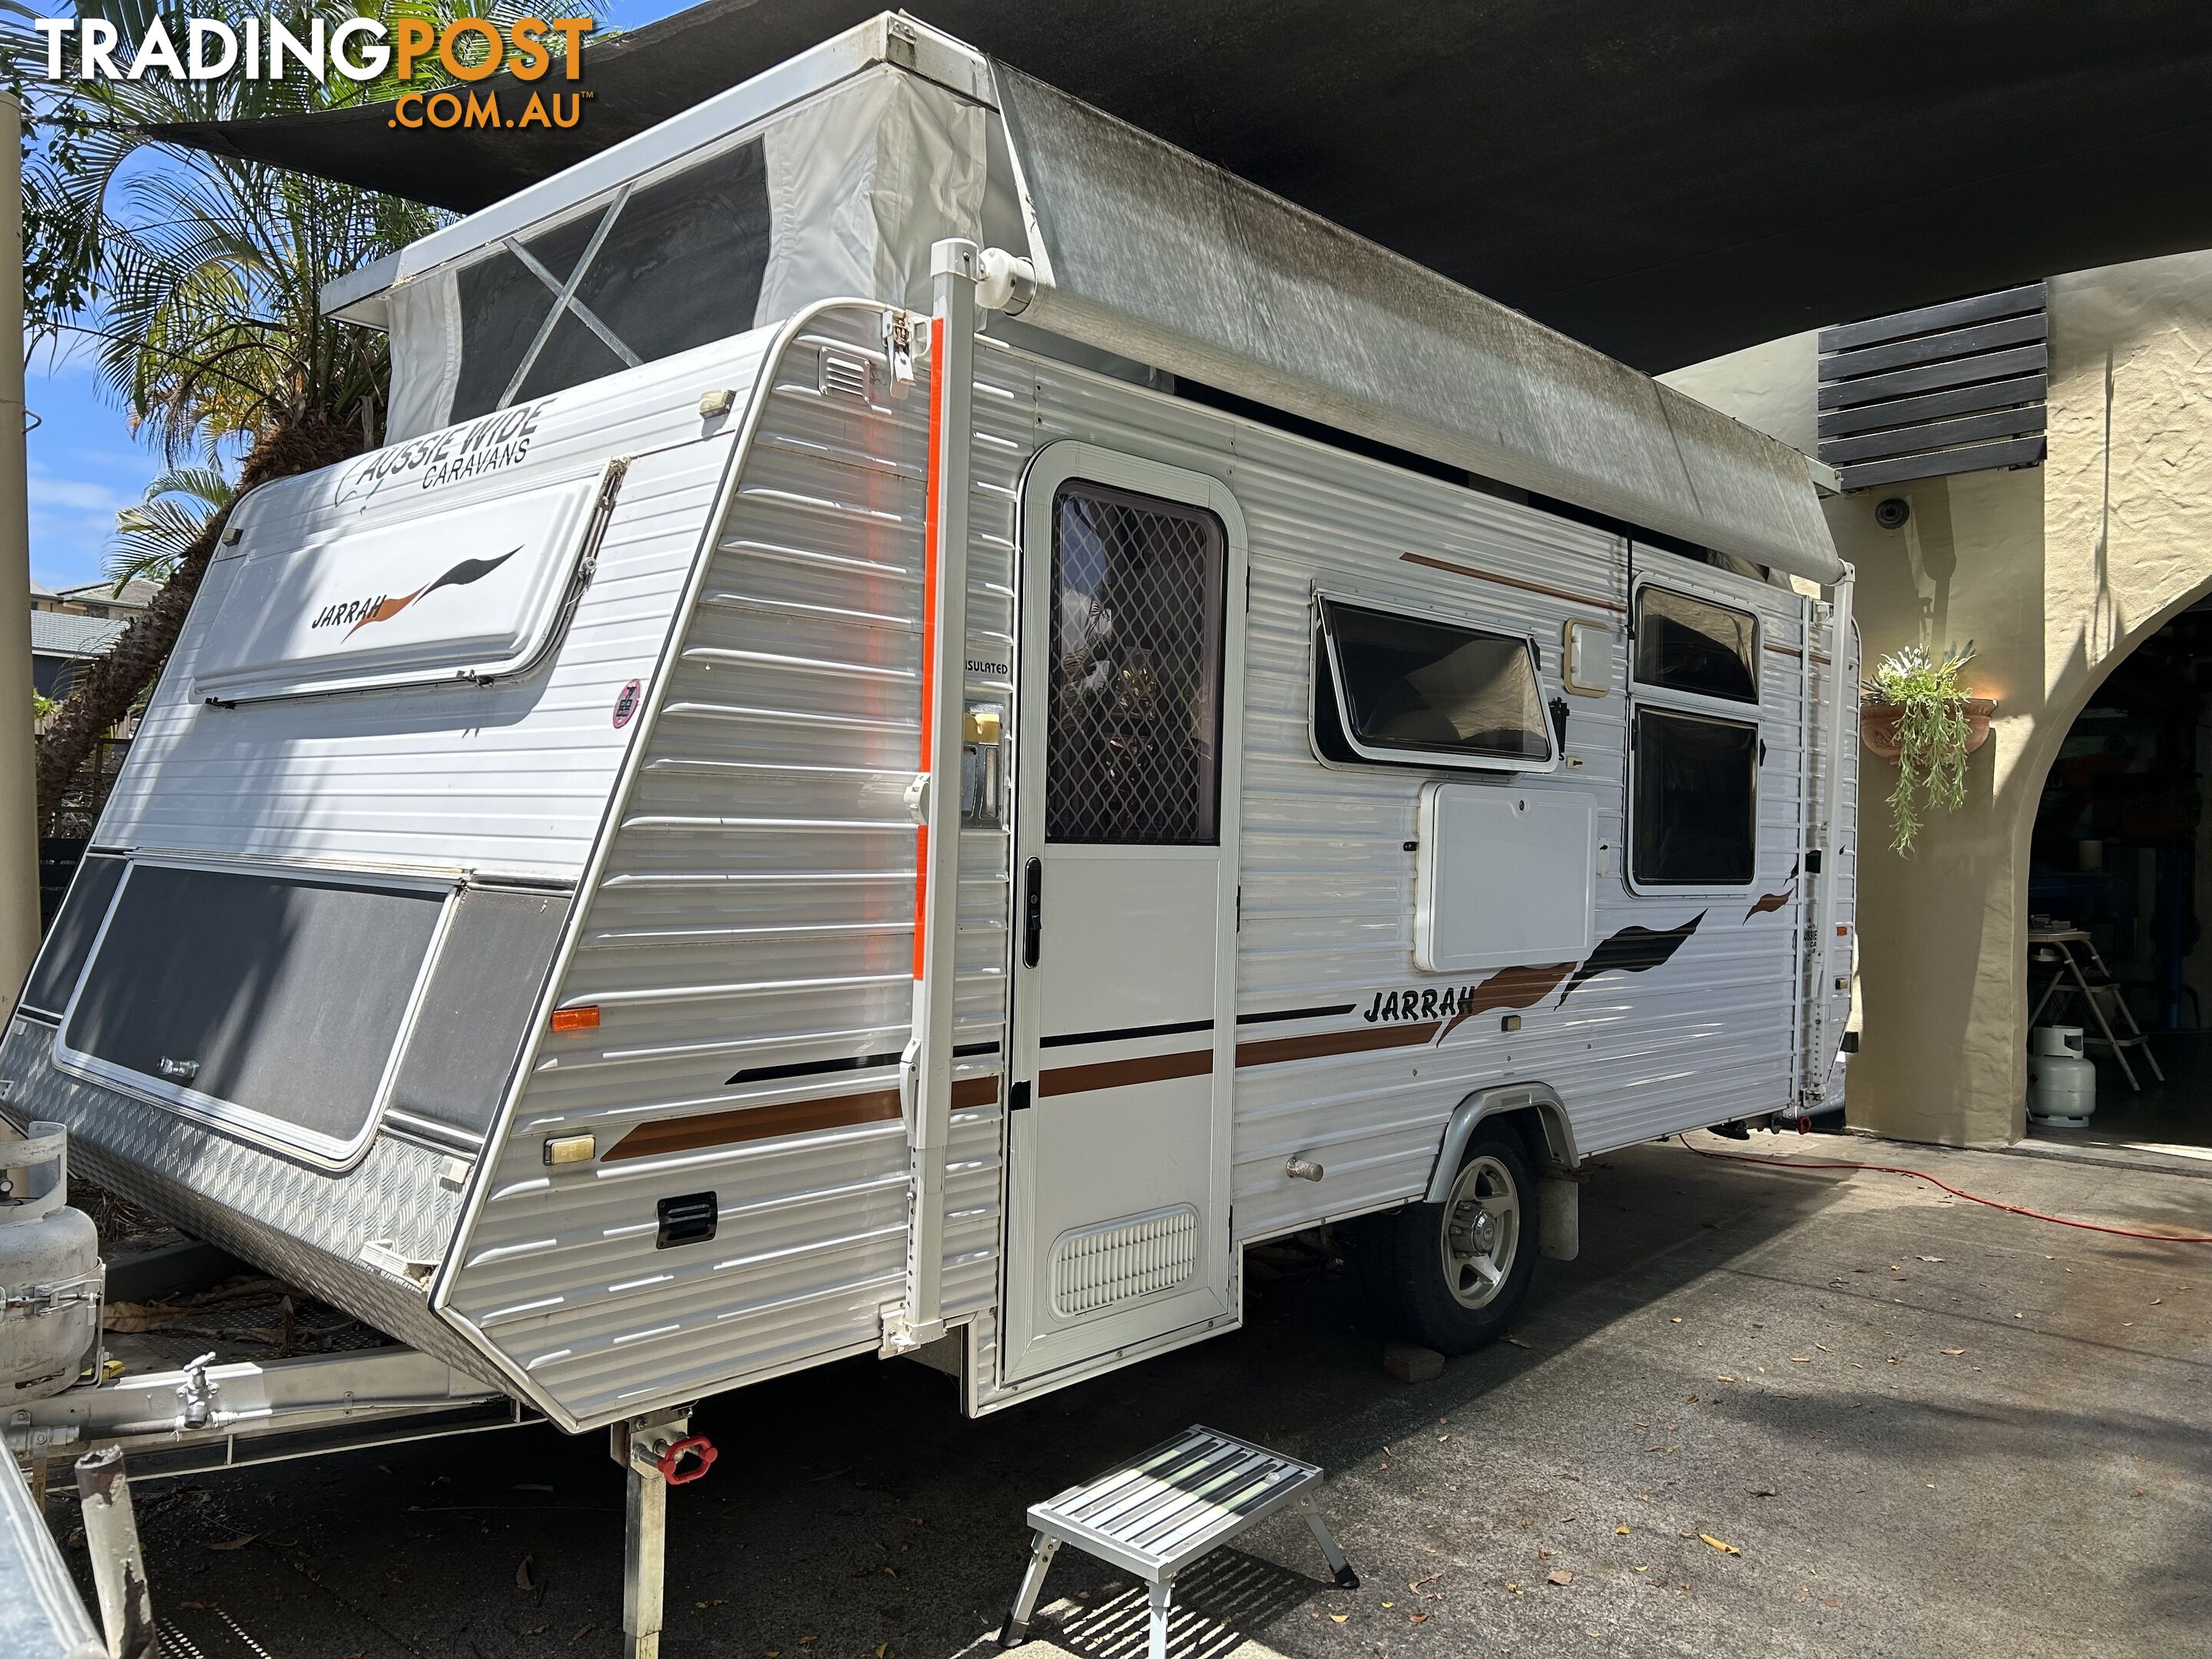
1860 644 1995 854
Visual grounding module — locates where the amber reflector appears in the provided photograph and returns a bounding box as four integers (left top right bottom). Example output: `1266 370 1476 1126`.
551 1005 601 1032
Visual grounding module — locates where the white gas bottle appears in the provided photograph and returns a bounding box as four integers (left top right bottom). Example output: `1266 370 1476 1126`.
0 1120 103 1399
2027 1026 2098 1127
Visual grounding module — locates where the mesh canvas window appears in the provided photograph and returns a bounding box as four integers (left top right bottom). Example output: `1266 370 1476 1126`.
451 138 770 422
1045 482 1227 845
1314 598 1553 770
1631 708 1759 886
1633 586 1760 704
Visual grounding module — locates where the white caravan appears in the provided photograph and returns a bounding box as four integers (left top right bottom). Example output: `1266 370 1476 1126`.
4 13 1855 1639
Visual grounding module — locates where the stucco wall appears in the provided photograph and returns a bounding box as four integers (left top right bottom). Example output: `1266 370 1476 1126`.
1664 249 2212 1144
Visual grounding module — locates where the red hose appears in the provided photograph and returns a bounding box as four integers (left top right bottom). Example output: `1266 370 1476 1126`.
1677 1137 2212 1243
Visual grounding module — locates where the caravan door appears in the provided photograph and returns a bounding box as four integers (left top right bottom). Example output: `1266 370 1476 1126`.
1001 444 1247 1386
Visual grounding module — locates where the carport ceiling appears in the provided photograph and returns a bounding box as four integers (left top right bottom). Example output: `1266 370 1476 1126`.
154 0 2212 370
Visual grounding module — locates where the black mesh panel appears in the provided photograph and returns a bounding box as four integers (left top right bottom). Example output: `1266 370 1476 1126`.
1045 482 1227 846
63 866 445 1148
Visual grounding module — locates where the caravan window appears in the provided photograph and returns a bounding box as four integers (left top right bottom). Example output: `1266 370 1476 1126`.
1634 587 1759 704
1314 598 1552 769
452 138 771 422
1046 482 1228 845
58 865 447 1164
1631 708 1759 886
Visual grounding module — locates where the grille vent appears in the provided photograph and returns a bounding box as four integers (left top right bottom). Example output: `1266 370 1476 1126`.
1051 1205 1199 1318
1816 283 2047 491
819 352 873 402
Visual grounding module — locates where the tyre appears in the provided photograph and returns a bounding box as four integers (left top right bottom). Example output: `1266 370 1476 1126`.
1362 1128 1539 1354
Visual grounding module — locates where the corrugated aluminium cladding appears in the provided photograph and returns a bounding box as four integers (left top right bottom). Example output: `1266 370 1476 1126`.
5 303 1855 1429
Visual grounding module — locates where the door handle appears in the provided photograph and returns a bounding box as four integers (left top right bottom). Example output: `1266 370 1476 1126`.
1023 856 1042 967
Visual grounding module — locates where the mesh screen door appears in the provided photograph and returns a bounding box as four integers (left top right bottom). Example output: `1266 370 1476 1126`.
1045 482 1228 845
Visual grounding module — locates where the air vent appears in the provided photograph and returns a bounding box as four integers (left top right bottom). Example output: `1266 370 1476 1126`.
656 1191 718 1249
1816 283 2047 492
1051 1205 1198 1319
819 352 873 402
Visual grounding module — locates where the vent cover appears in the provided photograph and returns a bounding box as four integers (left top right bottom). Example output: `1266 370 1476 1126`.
819 352 872 402
1816 283 2047 492
1051 1205 1199 1318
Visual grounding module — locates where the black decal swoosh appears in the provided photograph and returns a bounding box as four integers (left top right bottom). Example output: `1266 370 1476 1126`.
1558 913 1704 1003
419 546 520 600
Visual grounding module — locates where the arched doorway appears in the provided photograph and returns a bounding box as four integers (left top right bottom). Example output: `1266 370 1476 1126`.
2025 594 2212 1148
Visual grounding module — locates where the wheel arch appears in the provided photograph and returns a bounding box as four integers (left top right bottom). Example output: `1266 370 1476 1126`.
1422 1083 1578 1204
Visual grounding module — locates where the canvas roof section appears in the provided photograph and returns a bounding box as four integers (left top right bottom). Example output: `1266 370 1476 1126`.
319 16 1839 582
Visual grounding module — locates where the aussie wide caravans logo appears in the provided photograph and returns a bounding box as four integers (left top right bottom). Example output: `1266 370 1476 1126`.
336 397 552 505
33 13 595 129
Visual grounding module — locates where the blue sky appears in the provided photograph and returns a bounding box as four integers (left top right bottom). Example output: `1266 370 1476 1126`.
25 0 684 593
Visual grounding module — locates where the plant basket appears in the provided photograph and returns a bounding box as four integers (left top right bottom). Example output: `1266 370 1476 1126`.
1860 697 1997 762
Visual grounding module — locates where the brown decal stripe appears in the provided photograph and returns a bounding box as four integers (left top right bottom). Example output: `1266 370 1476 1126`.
1237 1021 1442 1068
603 1089 898 1161
1435 962 1577 1043
1400 551 1626 614
604 1075 1006 1161
951 1076 1003 1110
1039 1050 1214 1098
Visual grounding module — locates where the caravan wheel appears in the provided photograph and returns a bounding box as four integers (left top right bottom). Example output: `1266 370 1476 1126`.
1364 1131 1539 1355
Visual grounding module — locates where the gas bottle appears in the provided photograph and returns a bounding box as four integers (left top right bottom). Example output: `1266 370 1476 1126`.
0 1120 103 1399
2027 1026 2098 1128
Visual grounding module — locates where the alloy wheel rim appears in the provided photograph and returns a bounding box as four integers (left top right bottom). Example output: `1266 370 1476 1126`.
1439 1154 1520 1310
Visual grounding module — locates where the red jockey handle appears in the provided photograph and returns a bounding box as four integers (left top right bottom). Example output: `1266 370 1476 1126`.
656 1434 717 1486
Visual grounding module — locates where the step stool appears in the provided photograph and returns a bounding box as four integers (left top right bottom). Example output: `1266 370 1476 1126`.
999 1426 1358 1659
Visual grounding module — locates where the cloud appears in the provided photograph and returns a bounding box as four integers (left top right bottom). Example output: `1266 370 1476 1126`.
27 459 135 591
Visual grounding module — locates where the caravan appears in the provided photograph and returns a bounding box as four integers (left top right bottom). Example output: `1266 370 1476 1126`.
4 12 1856 1644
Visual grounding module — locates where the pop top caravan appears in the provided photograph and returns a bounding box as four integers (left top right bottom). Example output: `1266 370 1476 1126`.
2 12 1856 1646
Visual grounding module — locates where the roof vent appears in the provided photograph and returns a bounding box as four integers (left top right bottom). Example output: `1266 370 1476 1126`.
1816 283 2047 492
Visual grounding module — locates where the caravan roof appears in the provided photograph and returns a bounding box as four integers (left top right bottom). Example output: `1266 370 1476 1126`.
323 14 1843 587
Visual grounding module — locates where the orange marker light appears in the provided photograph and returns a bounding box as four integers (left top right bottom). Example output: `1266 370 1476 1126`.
551 1005 601 1033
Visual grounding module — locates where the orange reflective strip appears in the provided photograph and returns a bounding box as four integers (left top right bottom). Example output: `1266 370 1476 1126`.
914 315 948 982
550 1005 600 1032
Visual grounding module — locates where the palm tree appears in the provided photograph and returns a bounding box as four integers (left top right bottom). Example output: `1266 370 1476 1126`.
105 466 234 592
14 3 572 819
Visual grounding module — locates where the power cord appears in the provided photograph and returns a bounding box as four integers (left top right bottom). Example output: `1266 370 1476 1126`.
1675 1135 2212 1243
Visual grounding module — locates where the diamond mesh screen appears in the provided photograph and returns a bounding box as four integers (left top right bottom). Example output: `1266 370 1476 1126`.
1045 483 1227 845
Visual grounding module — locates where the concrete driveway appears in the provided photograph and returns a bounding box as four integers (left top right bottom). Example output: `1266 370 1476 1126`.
84 1131 2211 1659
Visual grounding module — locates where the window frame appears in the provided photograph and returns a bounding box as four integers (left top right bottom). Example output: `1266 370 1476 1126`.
1042 476 1232 848
49 857 459 1173
1625 704 1763 893
1630 581 1763 712
1308 588 1560 776
1624 575 1768 896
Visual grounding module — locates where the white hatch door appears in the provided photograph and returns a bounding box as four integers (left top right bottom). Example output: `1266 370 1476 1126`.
1002 444 1247 1386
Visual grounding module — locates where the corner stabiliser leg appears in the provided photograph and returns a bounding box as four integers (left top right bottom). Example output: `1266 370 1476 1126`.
614 1409 707 1659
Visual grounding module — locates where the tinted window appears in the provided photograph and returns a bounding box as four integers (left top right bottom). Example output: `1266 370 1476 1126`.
19 853 125 1019
1047 482 1227 845
1634 587 1759 703
62 866 445 1153
1633 709 1758 886
452 138 770 422
1320 599 1550 765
